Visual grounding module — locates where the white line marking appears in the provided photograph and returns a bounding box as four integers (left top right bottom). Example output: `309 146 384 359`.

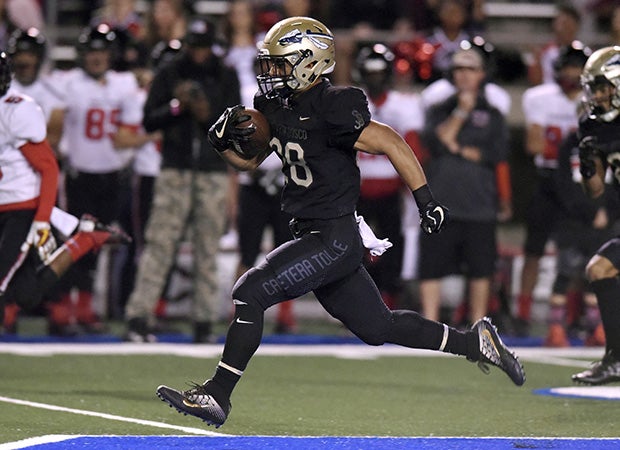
0 395 225 437
0 434 75 450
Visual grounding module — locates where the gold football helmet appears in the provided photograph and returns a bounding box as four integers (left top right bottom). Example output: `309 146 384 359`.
581 45 620 122
257 16 335 99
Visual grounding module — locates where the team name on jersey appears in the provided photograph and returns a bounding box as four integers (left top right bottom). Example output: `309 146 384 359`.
273 123 308 141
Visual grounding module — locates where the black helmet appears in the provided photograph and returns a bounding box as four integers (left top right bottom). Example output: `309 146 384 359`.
77 24 117 52
184 17 216 47
7 27 46 59
553 41 591 73
353 43 395 96
0 52 12 96
353 42 395 87
150 39 182 70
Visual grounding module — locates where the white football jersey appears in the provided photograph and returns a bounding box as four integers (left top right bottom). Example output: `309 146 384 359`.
358 90 424 180
0 91 47 206
56 69 142 173
522 82 579 169
132 89 161 177
9 71 65 121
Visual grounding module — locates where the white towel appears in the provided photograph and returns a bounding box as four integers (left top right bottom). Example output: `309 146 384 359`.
355 213 393 257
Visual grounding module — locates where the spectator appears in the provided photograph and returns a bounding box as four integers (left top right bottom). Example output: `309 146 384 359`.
425 0 476 83
526 3 581 86
47 25 143 336
353 42 426 308
124 17 241 343
143 0 187 51
515 43 591 337
419 47 511 325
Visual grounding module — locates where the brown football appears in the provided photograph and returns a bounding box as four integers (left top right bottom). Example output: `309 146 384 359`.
236 108 271 159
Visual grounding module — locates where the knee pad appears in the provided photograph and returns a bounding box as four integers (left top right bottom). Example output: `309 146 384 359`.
231 268 268 311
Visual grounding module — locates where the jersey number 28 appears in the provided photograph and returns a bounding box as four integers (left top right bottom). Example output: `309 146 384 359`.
270 137 313 187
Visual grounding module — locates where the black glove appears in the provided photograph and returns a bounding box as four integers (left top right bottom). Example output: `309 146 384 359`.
208 105 255 153
420 200 449 234
578 135 600 179
412 185 449 234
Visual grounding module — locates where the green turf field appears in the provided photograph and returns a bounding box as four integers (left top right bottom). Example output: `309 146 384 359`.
1 343 618 444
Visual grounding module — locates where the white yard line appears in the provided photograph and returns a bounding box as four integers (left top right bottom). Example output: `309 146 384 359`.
0 343 606 367
0 395 224 437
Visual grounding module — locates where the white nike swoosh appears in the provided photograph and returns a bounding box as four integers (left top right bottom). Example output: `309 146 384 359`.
215 114 230 139
299 116 310 121
235 317 254 324
433 206 444 225
232 299 248 305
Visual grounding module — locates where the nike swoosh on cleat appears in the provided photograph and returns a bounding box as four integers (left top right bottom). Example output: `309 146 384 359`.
235 317 254 324
215 115 229 139
299 116 310 121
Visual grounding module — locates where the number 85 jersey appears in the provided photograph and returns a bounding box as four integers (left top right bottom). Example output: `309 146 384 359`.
55 68 142 173
255 79 371 219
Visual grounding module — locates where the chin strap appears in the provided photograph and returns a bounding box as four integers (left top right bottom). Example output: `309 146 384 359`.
355 212 393 257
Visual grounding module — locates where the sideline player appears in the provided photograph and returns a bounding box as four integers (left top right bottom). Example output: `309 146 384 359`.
156 17 525 427
0 51 129 330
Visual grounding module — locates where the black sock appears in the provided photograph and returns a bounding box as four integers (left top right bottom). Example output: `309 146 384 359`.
387 310 478 359
213 300 264 398
591 278 620 358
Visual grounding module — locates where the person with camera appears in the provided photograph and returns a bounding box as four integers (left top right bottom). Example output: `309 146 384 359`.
124 17 241 343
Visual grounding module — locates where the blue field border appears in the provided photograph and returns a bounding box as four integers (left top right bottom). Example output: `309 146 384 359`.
0 332 579 347
17 436 620 450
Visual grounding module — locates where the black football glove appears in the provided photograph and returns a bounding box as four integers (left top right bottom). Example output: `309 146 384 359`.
208 105 255 153
420 200 449 234
578 135 600 179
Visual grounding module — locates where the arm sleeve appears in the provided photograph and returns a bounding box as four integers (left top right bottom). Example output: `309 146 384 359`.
20 140 59 222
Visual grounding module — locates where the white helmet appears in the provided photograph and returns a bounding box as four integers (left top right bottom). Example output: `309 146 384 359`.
257 16 335 99
581 45 620 122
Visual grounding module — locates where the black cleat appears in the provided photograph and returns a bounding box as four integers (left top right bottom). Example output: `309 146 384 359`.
473 317 526 386
572 351 620 385
156 380 231 428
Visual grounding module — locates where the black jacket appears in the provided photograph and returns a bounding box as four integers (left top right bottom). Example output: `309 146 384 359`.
143 51 241 172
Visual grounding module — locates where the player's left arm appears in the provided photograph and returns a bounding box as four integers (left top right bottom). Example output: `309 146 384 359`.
20 139 59 222
355 120 449 233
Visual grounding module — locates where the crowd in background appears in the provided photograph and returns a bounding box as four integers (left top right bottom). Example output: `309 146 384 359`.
1 0 619 347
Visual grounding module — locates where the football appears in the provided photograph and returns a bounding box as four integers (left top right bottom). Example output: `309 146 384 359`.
235 108 271 159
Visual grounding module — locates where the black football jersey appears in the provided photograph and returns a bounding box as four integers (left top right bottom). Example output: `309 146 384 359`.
254 79 371 219
579 114 620 199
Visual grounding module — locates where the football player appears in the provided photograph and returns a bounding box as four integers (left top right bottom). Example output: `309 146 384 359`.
352 42 425 305
571 46 620 384
156 17 525 428
47 24 142 334
517 42 591 339
6 28 64 122
0 51 130 332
